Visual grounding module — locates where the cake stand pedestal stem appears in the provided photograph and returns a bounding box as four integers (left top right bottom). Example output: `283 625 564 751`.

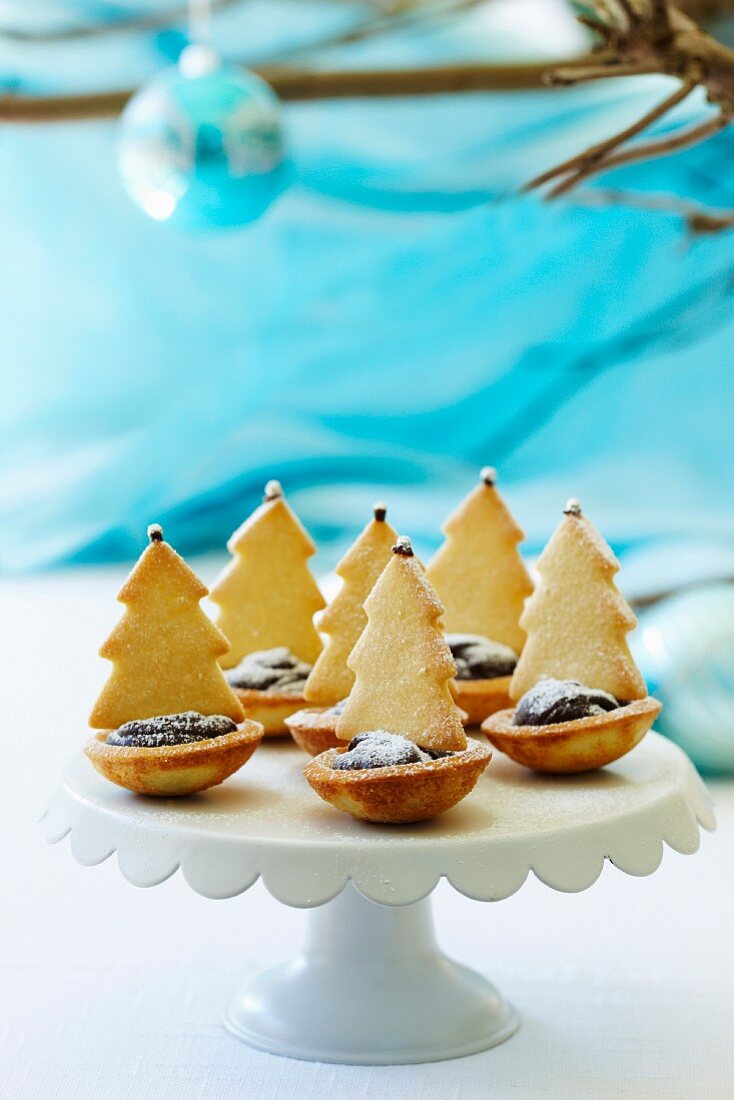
224 881 519 1064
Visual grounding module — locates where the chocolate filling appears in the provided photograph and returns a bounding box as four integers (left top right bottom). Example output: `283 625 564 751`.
513 678 621 726
106 711 237 748
226 647 312 694
447 634 518 681
332 730 455 771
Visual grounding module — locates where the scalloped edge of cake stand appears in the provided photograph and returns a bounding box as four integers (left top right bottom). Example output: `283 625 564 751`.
41 736 715 908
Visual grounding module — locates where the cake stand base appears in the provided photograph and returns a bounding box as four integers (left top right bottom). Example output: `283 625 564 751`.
224 882 518 1064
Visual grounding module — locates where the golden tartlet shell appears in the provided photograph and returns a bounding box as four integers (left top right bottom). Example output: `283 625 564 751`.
84 720 264 796
232 687 307 736
482 696 661 774
452 676 513 726
287 706 469 756
303 737 492 824
285 706 342 756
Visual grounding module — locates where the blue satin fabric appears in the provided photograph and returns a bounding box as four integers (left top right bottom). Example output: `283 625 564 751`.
1 5 733 573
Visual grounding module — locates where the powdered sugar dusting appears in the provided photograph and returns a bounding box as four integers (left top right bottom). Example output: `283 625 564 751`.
106 711 236 747
226 648 312 693
514 678 619 726
332 731 433 770
447 634 517 680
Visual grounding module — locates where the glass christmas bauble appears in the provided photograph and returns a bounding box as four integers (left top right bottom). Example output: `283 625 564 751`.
632 583 734 775
117 45 288 229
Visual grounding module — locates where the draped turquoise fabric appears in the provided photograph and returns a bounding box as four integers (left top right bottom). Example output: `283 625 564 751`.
1 3 733 576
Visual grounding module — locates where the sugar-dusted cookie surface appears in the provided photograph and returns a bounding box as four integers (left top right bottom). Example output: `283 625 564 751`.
209 481 325 669
304 504 397 705
510 500 647 702
336 537 467 752
427 468 533 654
89 525 244 729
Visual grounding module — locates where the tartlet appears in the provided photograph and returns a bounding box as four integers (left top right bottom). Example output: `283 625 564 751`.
86 525 257 796
286 705 342 756
231 687 307 737
304 738 492 824
487 499 660 773
287 701 469 757
85 719 264 796
225 647 314 736
452 676 513 726
446 634 518 726
482 697 661 774
303 536 489 823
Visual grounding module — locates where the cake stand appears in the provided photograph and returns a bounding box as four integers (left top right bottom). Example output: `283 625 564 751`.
42 732 714 1065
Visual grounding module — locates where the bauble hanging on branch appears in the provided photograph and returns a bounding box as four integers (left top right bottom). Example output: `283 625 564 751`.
118 41 289 230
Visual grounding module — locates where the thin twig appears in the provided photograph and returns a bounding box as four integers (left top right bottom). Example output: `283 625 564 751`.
547 108 729 195
524 77 695 190
593 107 729 167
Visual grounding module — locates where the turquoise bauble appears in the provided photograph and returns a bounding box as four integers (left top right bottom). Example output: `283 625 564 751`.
632 583 734 775
117 45 288 229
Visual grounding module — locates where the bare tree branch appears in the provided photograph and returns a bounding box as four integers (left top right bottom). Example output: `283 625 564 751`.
0 60 595 122
524 2 734 229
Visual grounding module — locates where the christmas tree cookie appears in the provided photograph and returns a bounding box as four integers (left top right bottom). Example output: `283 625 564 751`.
306 503 398 705
211 480 324 667
427 468 534 724
304 537 492 823
337 536 467 752
209 481 326 735
85 525 263 797
287 504 397 756
483 501 660 773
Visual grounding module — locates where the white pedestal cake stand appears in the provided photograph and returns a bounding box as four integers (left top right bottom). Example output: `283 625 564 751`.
42 732 714 1066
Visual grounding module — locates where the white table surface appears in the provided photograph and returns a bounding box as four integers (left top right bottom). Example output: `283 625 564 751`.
2 562 732 1100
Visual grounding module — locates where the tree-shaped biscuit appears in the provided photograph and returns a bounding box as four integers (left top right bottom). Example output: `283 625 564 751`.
210 481 325 669
336 537 467 752
304 504 397 706
510 500 647 702
89 525 244 729
427 467 533 654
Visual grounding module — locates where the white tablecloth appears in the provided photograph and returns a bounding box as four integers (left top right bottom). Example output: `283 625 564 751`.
2 563 732 1099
